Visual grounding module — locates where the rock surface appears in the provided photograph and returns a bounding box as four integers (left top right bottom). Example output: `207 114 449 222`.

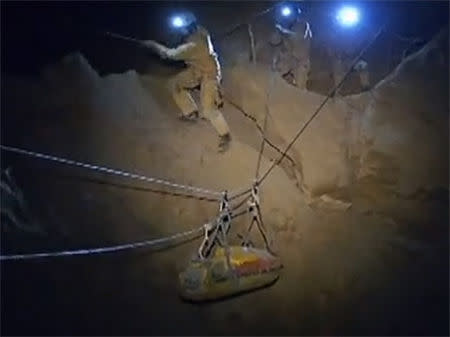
223 27 449 212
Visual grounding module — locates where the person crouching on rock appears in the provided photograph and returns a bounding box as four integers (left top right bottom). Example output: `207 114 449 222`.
143 12 232 153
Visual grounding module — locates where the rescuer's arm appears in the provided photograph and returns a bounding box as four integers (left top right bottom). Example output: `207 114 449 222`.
103 32 196 61
141 40 196 61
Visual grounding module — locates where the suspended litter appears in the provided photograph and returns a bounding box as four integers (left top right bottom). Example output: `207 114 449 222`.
178 186 281 302
179 246 282 302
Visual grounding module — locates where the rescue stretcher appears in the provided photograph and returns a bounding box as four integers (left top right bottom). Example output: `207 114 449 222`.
179 246 282 301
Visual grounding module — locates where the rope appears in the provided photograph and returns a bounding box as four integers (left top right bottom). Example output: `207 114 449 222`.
254 117 268 180
219 5 275 39
231 193 252 213
0 145 222 198
36 173 220 203
248 23 256 64
223 95 297 168
229 187 252 201
255 57 276 181
231 209 247 220
0 226 203 261
258 24 386 185
104 32 144 45
1 186 249 262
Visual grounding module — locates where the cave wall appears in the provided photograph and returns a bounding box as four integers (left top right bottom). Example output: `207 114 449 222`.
221 26 449 209
356 28 449 197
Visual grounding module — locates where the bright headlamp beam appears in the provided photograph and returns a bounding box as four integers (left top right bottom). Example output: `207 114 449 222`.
281 6 292 17
336 6 360 27
171 16 185 28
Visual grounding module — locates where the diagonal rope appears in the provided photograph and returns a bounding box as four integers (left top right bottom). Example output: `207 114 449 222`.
223 93 295 169
231 193 251 212
228 187 252 201
255 57 276 181
219 5 276 40
0 226 204 261
0 145 222 198
56 175 220 203
222 95 297 168
254 107 269 180
258 24 386 185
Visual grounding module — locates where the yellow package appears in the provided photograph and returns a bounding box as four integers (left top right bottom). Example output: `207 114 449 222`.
178 246 282 301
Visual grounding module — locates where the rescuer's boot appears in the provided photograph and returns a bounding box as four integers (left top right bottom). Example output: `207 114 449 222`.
218 133 232 153
179 110 199 122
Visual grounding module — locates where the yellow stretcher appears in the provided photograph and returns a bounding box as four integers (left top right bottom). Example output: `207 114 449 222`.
178 246 282 302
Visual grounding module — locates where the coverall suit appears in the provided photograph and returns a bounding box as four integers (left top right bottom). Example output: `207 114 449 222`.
269 20 312 89
147 26 231 140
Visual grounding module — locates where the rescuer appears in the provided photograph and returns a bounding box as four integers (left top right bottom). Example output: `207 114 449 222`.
269 3 312 89
143 12 232 152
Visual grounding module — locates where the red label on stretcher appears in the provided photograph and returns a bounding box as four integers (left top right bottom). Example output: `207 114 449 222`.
234 258 277 277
